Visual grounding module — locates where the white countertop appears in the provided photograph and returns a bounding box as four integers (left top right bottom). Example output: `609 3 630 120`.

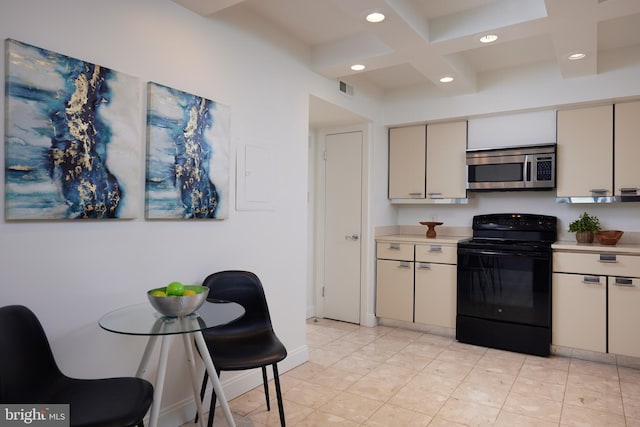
376 234 469 245
552 240 640 255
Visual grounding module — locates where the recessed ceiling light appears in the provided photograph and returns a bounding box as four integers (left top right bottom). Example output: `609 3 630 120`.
440 76 454 83
479 34 498 44
366 12 385 23
351 64 366 71
568 52 586 61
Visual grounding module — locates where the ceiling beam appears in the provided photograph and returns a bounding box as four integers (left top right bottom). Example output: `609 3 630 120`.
172 0 246 17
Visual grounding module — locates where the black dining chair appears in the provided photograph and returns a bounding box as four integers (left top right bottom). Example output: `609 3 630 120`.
197 270 287 427
0 305 154 427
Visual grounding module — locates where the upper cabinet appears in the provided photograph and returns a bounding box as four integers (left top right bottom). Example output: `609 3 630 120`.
388 125 426 200
614 101 640 199
556 105 613 199
388 121 467 203
426 121 467 199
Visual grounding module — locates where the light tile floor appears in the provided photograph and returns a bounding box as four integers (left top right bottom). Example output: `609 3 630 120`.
198 318 640 426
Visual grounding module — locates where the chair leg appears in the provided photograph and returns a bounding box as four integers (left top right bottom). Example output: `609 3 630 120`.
272 364 285 427
261 366 271 411
194 370 209 423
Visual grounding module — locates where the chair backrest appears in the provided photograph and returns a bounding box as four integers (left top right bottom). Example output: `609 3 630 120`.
0 305 63 403
202 271 274 334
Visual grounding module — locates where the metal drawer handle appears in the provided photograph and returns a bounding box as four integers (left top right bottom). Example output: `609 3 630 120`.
428 192 442 199
620 188 639 195
590 189 608 196
582 276 601 285
417 263 431 270
397 262 411 269
599 254 617 263
409 192 423 197
429 245 442 253
614 277 634 287
389 243 401 250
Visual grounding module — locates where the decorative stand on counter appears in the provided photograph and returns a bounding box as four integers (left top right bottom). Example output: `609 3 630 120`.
420 221 443 238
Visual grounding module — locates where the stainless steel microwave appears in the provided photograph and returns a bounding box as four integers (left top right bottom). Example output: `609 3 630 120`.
466 144 556 191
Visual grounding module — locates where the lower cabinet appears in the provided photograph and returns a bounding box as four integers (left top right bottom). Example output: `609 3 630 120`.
376 240 457 328
552 272 606 352
375 258 414 322
609 276 640 358
415 262 456 328
552 250 640 358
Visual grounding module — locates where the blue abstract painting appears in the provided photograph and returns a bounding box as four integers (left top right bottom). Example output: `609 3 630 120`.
4 39 140 220
145 82 229 219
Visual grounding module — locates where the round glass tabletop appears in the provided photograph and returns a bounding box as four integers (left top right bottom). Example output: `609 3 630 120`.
99 299 245 336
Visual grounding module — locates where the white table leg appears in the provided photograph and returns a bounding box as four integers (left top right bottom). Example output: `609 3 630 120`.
180 321 206 427
193 331 236 427
148 333 172 427
136 318 164 378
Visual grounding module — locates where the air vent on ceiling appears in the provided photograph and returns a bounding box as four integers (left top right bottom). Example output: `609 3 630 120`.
338 80 354 97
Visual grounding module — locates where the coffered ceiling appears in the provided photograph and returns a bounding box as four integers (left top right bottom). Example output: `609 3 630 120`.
174 0 640 99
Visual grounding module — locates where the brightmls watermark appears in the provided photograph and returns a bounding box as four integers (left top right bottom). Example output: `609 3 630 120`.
1 405 69 426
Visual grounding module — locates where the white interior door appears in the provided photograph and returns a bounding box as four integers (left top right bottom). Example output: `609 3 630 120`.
323 131 362 324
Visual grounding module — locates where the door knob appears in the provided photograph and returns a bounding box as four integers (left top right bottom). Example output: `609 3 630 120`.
345 234 359 241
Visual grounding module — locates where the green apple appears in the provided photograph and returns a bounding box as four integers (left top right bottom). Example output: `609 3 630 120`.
166 281 184 296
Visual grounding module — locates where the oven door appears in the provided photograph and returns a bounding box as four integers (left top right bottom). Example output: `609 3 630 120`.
457 246 551 327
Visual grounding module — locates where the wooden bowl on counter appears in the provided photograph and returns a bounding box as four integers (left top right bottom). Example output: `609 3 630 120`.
595 230 624 246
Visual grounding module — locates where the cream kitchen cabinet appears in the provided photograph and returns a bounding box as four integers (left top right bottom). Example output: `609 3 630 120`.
614 101 640 198
388 121 467 202
609 276 640 358
414 243 457 328
375 242 414 322
552 272 606 352
556 105 613 198
388 126 426 199
552 250 640 357
376 239 458 328
426 121 467 199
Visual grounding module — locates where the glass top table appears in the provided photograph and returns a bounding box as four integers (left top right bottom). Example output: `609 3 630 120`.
99 299 245 336
99 299 245 427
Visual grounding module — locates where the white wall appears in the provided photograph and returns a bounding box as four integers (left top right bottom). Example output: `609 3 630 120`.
0 1 377 425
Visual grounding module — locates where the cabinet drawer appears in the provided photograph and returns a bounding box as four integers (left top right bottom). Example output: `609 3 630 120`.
377 242 414 261
415 243 456 264
553 252 640 277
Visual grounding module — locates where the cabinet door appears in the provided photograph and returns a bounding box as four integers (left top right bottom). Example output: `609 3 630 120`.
426 121 467 199
609 276 640 358
388 126 426 199
614 101 640 197
552 273 606 352
376 259 414 322
557 105 613 197
414 262 456 328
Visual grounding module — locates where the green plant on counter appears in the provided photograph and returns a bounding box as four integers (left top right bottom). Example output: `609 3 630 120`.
568 212 601 232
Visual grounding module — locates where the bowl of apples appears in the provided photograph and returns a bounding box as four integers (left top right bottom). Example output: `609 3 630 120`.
147 282 209 317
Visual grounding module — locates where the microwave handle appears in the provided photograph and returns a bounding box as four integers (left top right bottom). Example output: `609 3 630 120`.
523 155 531 183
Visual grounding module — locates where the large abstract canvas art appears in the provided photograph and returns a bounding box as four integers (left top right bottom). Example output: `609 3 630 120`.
4 39 140 220
145 82 230 219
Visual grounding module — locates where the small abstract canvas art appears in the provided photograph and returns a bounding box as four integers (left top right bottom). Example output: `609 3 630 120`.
145 82 230 219
4 39 141 220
